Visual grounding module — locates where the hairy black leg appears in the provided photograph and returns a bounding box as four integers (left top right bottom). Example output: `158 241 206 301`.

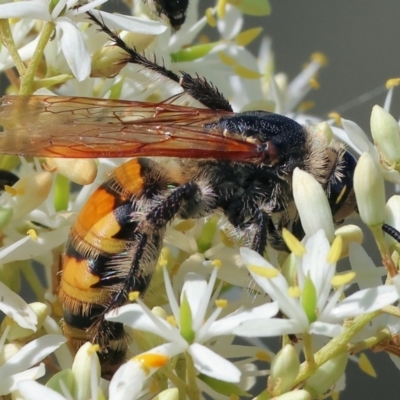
102 181 206 315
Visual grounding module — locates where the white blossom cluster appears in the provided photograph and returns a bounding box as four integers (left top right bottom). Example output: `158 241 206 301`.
0 1 400 399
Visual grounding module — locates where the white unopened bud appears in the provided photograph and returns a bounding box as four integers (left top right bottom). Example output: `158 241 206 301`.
370 105 400 167
354 152 385 226
335 224 363 257
305 352 348 396
72 342 101 400
4 172 52 220
269 344 300 395
44 158 97 185
293 168 334 241
274 390 311 400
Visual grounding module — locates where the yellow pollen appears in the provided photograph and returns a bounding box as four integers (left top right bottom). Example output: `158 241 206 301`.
128 291 140 301
282 228 306 257
198 34 211 44
309 77 320 89
173 219 196 232
297 101 315 112
230 395 240 400
27 229 38 241
255 350 271 362
311 52 328 66
218 51 236 66
358 353 377 377
327 235 343 264
215 299 228 308
288 285 301 298
88 344 100 355
205 8 217 27
328 112 342 126
167 315 178 326
235 27 263 47
331 271 356 287
386 78 400 89
133 353 170 374
4 185 19 196
211 259 222 268
248 265 279 278
217 0 228 18
233 64 263 79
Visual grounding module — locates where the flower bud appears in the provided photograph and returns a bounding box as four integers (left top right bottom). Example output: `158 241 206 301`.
274 390 311 400
269 345 300 395
5 171 52 220
72 342 101 400
370 105 400 167
293 168 335 241
334 225 363 258
305 352 348 395
91 32 156 78
152 388 179 400
44 158 97 185
354 152 385 227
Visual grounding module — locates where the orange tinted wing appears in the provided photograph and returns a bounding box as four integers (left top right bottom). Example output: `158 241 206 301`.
0 96 260 161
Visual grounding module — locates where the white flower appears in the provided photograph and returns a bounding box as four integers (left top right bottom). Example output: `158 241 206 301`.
0 0 167 81
106 264 278 384
0 334 66 395
235 230 399 338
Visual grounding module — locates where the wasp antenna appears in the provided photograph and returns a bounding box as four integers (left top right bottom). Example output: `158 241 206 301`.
86 11 232 111
383 223 400 243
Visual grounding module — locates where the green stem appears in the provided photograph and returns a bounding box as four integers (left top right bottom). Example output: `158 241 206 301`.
0 19 26 76
162 368 187 400
295 310 381 385
34 74 73 90
19 22 55 95
302 333 316 368
185 352 200 400
370 224 397 277
347 328 391 354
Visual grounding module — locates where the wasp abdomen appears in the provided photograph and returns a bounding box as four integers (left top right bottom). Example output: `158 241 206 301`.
59 158 169 378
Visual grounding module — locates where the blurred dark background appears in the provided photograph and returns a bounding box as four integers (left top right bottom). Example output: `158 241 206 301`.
246 0 400 132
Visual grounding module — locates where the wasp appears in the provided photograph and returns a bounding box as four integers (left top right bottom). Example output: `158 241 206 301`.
0 14 357 378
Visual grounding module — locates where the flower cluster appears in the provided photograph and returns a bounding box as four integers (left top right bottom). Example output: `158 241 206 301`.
0 1 400 399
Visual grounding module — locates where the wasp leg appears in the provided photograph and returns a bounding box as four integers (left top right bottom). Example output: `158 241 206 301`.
103 180 213 313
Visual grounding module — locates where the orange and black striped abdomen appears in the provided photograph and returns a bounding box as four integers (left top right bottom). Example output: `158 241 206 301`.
59 158 175 378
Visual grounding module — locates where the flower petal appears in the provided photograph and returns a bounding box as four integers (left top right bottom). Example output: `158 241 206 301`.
0 281 37 330
91 9 167 34
0 2 50 20
0 334 66 378
309 321 343 337
17 380 65 400
189 343 241 383
0 364 45 396
106 304 185 345
331 285 398 320
234 318 304 337
203 301 279 341
56 17 91 81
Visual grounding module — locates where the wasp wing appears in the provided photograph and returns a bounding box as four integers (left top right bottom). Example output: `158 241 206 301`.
0 96 259 161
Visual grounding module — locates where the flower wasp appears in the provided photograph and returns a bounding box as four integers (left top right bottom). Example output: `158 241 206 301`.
0 13 357 378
